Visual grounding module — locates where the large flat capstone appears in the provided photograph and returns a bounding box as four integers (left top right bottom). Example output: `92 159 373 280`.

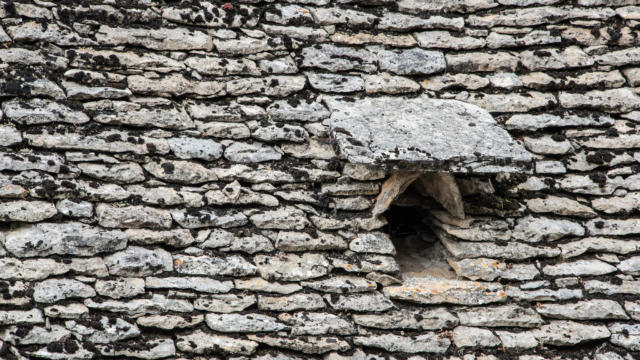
325 96 532 173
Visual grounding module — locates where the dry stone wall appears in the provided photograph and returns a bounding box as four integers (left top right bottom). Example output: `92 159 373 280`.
0 0 640 359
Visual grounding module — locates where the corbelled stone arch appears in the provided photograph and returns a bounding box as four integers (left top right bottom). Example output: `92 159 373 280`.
325 95 533 282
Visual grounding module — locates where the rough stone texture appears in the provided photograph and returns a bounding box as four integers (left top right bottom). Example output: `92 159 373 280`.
1 1 639 359
326 96 531 172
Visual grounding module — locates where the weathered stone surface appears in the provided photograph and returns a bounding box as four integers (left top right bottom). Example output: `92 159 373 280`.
104 246 173 276
325 292 394 312
125 229 195 248
363 73 420 94
512 215 584 243
78 162 145 183
534 320 611 346
442 236 560 260
224 142 282 163
5 222 127 257
465 92 556 113
258 293 325 311
206 313 286 333
96 25 212 50
173 254 257 277
456 305 543 327
560 88 640 113
610 323 640 351
353 333 450 354
384 278 506 305
163 3 258 27
537 299 628 320
33 279 96 303
353 308 457 330
255 253 330 281
0 200 57 222
97 338 176 359
307 73 364 93
235 277 301 294
453 326 501 348
194 294 256 313
94 107 193 130
171 208 248 229
542 259 617 276
84 294 193 317
449 258 539 281
250 207 308 230
146 276 233 294
176 330 258 355
378 48 446 75
325 95 531 172
586 219 640 236
301 44 376 72
95 278 145 299
526 196 596 218
248 334 350 354
96 204 172 229
128 74 224 97
0 309 44 325
3 99 89 125
301 276 377 293
282 312 356 336
275 231 347 251
137 314 203 330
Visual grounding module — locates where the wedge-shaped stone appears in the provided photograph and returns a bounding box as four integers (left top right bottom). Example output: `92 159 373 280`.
194 294 256 313
96 204 172 229
24 129 170 154
96 25 212 50
542 260 617 277
163 3 258 27
0 200 57 222
94 107 194 130
618 256 640 275
3 98 89 125
5 222 127 257
325 292 394 312
254 253 331 281
456 305 543 327
173 255 257 276
512 215 584 243
354 333 450 354
534 320 610 346
442 237 560 260
248 335 350 354
353 308 457 330
506 287 583 302
206 313 286 333
33 279 96 303
258 293 325 312
176 330 258 355
384 278 506 305
537 299 628 320
325 95 531 172
105 246 172 276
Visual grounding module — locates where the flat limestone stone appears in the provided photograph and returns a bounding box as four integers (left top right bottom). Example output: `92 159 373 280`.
325 96 531 173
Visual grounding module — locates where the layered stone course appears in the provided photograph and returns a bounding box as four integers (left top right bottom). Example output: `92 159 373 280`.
0 0 640 359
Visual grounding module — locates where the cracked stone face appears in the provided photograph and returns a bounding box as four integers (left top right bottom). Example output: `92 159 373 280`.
326 95 532 173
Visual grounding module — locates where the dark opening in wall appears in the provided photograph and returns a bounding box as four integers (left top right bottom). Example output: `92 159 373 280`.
383 188 457 280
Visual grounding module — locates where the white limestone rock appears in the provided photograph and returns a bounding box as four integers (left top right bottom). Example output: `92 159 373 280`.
353 333 450 354
96 204 172 229
95 278 145 299
173 254 257 276
542 260 617 277
0 200 57 222
254 253 331 281
4 222 127 257
536 299 628 320
104 246 173 276
33 279 96 303
176 330 258 355
205 313 287 333
533 320 610 346
3 98 89 125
